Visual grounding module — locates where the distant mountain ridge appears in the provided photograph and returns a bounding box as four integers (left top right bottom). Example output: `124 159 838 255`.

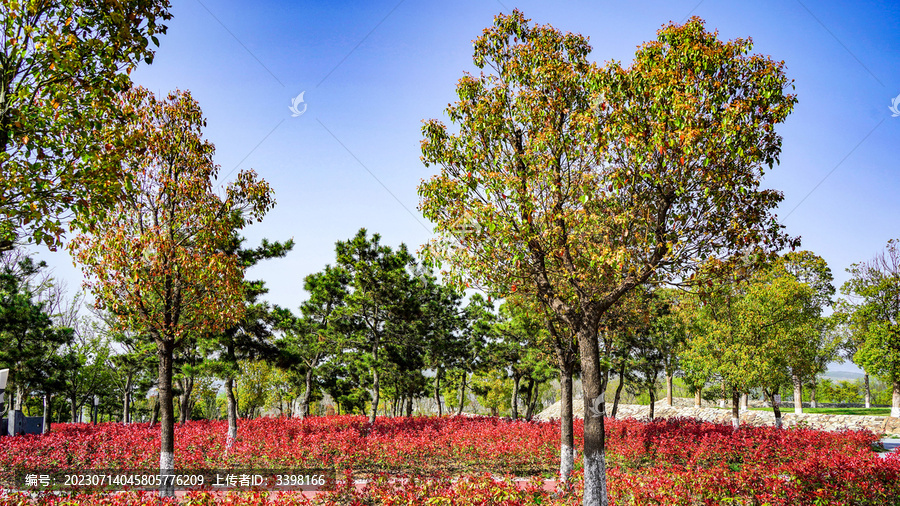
822 370 865 381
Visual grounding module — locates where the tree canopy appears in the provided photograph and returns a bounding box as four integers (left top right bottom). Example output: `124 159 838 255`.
0 0 172 251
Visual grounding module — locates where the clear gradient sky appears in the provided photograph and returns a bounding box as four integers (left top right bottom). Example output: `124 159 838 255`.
37 0 899 372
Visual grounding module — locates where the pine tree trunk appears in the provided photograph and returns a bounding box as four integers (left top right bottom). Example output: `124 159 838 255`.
369 364 380 425
611 362 625 419
457 372 466 416
511 374 520 419
792 373 803 414
149 396 159 427
157 339 176 497
179 376 194 424
300 368 313 419
225 376 238 448
526 381 540 420
434 368 442 417
123 374 133 424
523 378 535 419
577 321 608 506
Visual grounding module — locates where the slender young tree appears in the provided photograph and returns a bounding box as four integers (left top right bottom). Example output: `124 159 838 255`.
418 12 796 505
70 88 273 495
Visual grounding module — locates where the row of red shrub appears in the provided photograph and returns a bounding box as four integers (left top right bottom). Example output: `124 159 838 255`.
0 415 898 504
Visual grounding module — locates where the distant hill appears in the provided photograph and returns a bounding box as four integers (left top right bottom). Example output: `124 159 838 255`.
822 370 865 381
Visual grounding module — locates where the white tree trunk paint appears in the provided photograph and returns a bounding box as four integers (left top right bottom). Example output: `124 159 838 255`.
159 451 174 497
892 406 900 418
731 417 739 430
583 448 608 506
227 424 237 448
560 444 574 483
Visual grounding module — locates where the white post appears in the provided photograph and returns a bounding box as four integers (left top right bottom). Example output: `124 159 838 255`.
0 369 8 406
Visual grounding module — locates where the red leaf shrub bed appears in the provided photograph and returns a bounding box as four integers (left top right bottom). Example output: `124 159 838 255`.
0 415 898 504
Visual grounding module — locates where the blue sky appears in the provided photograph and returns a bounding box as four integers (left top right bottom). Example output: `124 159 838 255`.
39 0 899 371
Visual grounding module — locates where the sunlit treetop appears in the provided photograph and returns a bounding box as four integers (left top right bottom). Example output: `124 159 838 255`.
418 11 798 318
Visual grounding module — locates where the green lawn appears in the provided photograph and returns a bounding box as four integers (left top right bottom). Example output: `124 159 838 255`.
716 406 892 416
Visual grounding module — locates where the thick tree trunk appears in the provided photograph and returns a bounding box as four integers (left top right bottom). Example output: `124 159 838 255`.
865 374 871 409
42 393 50 434
405 396 412 417
511 374 520 419
577 321 608 506
740 392 749 412
792 373 803 414
225 376 238 448
893 379 900 418
666 373 674 407
157 339 176 497
694 387 702 408
730 388 740 429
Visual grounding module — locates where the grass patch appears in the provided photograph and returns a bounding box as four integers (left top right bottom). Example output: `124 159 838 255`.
715 406 892 416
